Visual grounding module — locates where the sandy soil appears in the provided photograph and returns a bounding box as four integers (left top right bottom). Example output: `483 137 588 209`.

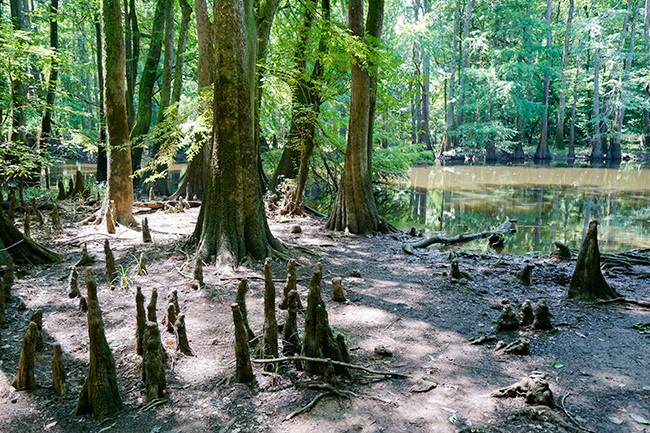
1 203 649 433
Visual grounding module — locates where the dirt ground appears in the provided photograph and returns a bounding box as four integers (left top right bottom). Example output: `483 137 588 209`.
1 203 649 433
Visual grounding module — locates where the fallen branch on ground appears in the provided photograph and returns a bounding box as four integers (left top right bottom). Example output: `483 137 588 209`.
251 356 409 378
404 218 516 251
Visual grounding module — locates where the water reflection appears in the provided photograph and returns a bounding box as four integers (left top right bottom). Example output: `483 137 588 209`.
380 164 650 254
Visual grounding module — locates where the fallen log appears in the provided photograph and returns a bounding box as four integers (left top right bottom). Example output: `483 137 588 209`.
133 200 201 210
404 218 516 251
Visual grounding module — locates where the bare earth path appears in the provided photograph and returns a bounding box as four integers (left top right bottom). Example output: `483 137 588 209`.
1 206 649 433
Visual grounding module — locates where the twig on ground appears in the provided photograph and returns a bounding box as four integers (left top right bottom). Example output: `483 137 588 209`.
252 356 409 378
561 392 597 433
285 392 330 420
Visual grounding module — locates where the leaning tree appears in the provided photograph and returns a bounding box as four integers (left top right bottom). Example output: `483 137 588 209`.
0 206 59 265
192 0 283 264
325 0 385 234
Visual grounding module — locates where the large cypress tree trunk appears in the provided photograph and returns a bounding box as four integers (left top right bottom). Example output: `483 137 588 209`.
326 0 384 234
9 0 27 146
366 0 385 178
101 0 135 226
591 37 604 163
455 0 472 131
0 207 58 266
193 0 282 264
171 0 192 105
441 0 460 153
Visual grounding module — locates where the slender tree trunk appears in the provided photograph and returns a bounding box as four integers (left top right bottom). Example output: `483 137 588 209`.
130 0 171 174
591 32 604 163
643 0 650 147
269 0 318 193
366 0 385 176
612 0 641 163
193 0 282 265
95 15 107 183
326 0 384 234
125 0 140 130
171 0 192 105
455 0 472 130
37 0 58 149
568 55 580 159
102 0 135 225
9 0 27 146
554 0 574 151
535 0 553 162
442 0 460 153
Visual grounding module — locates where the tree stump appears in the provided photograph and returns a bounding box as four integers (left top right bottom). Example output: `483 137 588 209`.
76 243 94 267
142 217 152 243
4 257 14 298
163 289 180 333
490 371 554 407
553 241 572 260
231 304 254 383
51 203 62 230
496 305 518 332
283 290 301 357
142 321 167 402
31 198 43 225
518 299 534 327
29 309 43 351
75 269 122 419
12 321 38 390
568 220 619 300
24 209 31 237
72 170 85 196
148 187 155 201
67 178 74 197
517 263 535 286
136 287 145 356
138 252 147 275
532 299 553 330
332 277 346 302
279 259 302 310
302 263 348 380
450 259 472 280
174 314 193 356
235 279 255 341
104 240 117 287
262 258 279 366
52 342 67 396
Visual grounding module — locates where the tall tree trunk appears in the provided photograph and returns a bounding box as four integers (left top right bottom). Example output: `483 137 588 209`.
591 33 604 163
535 0 553 162
9 0 27 146
455 0 472 131
326 0 384 234
95 15 107 183
193 0 282 265
170 0 214 200
366 0 385 177
37 0 58 149
611 0 641 163
102 0 135 226
554 0 574 151
171 0 192 105
568 55 580 159
130 0 171 174
125 0 140 130
441 0 460 153
641 0 650 150
269 0 318 193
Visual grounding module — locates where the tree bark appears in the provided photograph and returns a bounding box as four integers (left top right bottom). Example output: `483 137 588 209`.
37 0 59 149
553 0 574 151
326 0 384 234
535 0 553 162
366 0 386 176
130 0 171 174
0 206 59 265
102 0 135 225
455 0 472 130
192 0 282 264
125 0 140 130
171 0 192 105
95 14 107 183
569 220 619 300
612 0 641 163
9 0 27 146
591 33 604 163
643 0 650 148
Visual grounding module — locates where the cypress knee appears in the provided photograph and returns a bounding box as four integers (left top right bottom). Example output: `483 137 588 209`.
282 290 301 356
262 258 279 364
51 203 62 229
12 322 38 390
75 269 122 419
280 259 302 310
142 217 152 243
4 257 14 299
235 279 254 341
163 289 180 333
52 342 67 396
28 309 43 351
174 313 193 356
68 268 80 298
142 321 167 402
569 220 619 300
231 304 254 383
104 240 117 287
136 287 145 355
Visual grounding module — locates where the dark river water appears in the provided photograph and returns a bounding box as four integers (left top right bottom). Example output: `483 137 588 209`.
378 164 650 255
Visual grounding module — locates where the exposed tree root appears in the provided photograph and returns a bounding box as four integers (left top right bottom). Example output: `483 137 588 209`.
592 297 650 308
252 356 409 378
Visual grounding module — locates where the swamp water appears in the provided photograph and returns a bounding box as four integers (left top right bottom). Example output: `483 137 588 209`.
378 164 650 255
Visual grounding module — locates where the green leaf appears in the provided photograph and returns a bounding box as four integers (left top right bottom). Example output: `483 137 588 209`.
552 362 564 369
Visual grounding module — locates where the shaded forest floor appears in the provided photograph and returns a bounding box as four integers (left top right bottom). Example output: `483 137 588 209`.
1 203 649 433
